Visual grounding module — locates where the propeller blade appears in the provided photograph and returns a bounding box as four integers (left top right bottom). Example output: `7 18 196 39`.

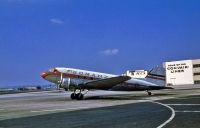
57 73 63 90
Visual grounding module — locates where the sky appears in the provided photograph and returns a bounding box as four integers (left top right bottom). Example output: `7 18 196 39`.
0 0 200 86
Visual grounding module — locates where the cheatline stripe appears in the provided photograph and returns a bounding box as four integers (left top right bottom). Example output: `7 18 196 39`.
44 71 99 80
146 76 166 80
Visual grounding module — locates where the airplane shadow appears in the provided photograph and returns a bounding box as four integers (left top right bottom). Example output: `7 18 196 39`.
84 93 175 100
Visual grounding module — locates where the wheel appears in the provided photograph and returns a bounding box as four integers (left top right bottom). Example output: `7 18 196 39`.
70 93 77 100
148 91 152 96
77 93 84 100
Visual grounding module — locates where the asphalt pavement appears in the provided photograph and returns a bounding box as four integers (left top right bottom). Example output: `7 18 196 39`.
0 88 200 128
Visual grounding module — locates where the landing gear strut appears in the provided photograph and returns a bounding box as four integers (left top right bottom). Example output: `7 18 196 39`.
77 93 84 100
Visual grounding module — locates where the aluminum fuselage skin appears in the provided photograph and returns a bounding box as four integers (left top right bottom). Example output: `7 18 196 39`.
41 67 164 91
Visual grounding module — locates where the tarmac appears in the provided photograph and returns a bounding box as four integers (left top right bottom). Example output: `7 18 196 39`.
0 86 200 128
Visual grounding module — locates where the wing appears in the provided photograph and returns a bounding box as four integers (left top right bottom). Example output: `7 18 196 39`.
80 76 131 90
125 79 173 90
136 80 173 90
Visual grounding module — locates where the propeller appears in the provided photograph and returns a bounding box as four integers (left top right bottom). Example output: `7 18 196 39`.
57 73 64 90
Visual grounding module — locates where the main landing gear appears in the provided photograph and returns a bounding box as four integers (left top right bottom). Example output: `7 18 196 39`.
70 89 86 100
70 93 84 100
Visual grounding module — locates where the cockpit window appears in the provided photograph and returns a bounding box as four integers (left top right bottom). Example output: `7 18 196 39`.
49 68 54 72
49 68 57 72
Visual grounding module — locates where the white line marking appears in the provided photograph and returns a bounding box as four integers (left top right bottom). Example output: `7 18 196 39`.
175 111 200 113
31 109 68 113
166 104 200 106
153 102 175 128
30 107 90 113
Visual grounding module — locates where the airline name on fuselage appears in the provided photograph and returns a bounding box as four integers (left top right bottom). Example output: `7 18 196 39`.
65 69 109 79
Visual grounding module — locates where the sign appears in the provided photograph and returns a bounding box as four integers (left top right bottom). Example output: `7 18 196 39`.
166 63 190 74
165 60 194 85
126 70 148 78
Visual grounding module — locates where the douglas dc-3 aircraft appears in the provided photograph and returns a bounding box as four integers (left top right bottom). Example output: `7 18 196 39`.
41 67 172 100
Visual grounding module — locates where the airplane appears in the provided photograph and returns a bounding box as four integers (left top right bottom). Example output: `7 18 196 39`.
40 67 172 100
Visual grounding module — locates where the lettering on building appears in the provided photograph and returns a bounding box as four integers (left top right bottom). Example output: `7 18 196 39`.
167 63 189 73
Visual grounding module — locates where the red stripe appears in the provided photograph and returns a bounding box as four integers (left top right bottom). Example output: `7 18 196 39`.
146 75 166 80
41 71 98 80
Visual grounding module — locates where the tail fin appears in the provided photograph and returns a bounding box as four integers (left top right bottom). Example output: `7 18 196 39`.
147 66 166 81
124 67 166 86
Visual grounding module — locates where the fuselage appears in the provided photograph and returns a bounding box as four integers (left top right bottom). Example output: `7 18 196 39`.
41 67 163 91
41 67 116 84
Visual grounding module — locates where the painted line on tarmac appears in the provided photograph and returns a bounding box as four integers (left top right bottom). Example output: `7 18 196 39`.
152 102 175 128
30 107 90 113
166 104 200 106
175 111 200 113
31 109 70 113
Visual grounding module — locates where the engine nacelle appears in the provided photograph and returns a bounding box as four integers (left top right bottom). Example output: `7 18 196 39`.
60 78 78 90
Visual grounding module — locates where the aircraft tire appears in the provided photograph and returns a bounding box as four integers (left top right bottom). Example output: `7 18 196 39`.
148 91 152 96
70 93 77 100
77 93 84 100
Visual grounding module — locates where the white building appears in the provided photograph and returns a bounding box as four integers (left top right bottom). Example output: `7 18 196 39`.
164 59 200 85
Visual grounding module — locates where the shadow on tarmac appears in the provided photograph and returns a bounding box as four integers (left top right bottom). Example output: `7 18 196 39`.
84 93 175 100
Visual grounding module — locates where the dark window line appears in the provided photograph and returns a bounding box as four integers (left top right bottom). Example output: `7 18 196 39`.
194 72 200 76
193 64 200 68
194 80 200 84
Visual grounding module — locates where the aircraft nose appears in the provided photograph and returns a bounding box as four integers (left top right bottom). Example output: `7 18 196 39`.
40 72 48 79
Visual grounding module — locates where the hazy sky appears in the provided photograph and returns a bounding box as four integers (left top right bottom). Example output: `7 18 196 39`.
0 0 200 86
